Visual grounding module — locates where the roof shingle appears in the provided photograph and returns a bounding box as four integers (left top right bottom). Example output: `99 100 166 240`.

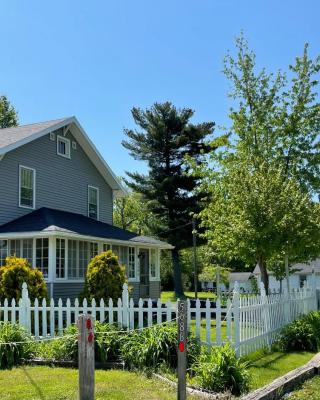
0 207 173 249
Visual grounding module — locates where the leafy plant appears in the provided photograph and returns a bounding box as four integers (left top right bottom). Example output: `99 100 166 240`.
192 344 250 395
0 256 47 301
81 250 127 302
0 322 34 369
120 323 200 371
278 311 320 352
35 322 124 363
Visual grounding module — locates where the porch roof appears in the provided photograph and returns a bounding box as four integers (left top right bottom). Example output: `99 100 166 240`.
0 207 174 249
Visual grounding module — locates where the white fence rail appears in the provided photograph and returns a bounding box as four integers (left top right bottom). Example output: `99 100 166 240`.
0 282 317 356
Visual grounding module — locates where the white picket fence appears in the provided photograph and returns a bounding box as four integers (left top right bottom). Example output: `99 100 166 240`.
0 281 317 356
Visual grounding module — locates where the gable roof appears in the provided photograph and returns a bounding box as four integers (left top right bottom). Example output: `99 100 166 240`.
0 207 173 249
0 117 125 197
253 259 320 275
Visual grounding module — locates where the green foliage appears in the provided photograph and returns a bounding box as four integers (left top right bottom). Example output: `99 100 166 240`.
120 323 200 371
278 311 320 352
122 101 215 295
0 322 34 369
82 250 127 302
113 183 156 235
192 344 250 395
249 276 259 294
0 95 18 128
35 323 123 362
198 265 230 285
190 36 320 292
0 256 47 301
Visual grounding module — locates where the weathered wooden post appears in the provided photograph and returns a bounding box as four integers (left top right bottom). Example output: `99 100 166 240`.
177 299 187 400
78 314 95 400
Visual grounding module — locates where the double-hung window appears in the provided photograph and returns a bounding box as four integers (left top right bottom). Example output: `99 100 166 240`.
57 135 71 158
19 166 35 209
128 247 135 279
36 238 49 278
88 186 99 220
0 240 8 266
56 238 66 278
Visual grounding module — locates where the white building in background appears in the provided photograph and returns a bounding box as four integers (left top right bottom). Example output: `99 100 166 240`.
253 259 320 291
201 272 254 293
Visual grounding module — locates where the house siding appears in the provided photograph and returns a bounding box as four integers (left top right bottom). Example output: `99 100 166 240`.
0 128 113 225
51 281 161 303
52 282 85 303
129 281 161 302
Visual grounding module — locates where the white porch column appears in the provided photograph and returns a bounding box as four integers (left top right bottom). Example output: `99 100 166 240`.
48 236 56 299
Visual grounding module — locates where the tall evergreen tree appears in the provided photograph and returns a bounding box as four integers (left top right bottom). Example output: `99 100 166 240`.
122 102 215 296
0 96 18 128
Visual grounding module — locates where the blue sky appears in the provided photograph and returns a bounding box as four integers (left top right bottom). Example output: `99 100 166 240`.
0 0 319 177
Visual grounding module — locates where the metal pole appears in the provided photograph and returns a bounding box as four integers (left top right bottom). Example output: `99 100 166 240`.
216 265 221 298
192 218 198 299
177 300 187 400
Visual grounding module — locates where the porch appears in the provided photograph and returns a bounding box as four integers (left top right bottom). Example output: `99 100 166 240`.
0 207 172 302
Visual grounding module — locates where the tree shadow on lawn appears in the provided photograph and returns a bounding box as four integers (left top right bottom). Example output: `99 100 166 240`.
21 366 45 400
249 352 289 370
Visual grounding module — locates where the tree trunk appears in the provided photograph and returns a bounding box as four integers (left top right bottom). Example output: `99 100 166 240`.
258 256 269 294
172 248 184 297
279 279 283 294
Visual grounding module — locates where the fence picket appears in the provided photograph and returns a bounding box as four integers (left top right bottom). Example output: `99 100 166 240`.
34 298 39 339
0 282 316 357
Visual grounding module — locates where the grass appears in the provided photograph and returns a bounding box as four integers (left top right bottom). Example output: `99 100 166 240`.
287 375 320 399
0 366 198 400
161 291 216 303
189 319 228 343
246 350 317 390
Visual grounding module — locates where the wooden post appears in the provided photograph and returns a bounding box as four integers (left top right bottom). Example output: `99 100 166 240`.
78 314 95 400
177 300 187 400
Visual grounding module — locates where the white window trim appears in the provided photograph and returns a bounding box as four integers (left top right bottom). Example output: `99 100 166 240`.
56 135 71 159
88 185 100 220
149 248 160 281
19 165 36 210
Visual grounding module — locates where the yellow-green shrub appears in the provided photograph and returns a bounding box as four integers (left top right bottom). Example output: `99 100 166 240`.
0 256 47 301
82 250 127 301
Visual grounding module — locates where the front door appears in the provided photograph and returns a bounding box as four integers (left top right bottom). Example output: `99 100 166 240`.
139 249 150 297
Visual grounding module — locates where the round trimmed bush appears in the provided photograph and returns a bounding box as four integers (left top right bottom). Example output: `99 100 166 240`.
0 256 47 301
82 250 127 301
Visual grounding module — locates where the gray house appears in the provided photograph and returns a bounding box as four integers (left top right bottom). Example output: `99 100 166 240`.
0 117 172 301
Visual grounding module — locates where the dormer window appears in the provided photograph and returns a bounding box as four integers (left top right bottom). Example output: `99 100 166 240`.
88 185 99 220
57 135 71 159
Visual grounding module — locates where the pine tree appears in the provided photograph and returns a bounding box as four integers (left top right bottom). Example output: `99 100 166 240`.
122 102 215 296
0 96 18 128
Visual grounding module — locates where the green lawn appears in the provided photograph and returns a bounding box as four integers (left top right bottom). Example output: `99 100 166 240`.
288 375 320 399
161 291 216 303
0 366 197 400
246 350 317 390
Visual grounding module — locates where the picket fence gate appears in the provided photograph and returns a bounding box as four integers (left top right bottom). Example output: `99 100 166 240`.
0 281 317 356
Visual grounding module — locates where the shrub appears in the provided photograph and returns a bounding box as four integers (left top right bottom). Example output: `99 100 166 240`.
35 322 123 363
81 251 127 301
120 323 201 371
0 322 34 368
278 311 320 352
0 256 47 301
192 344 250 395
